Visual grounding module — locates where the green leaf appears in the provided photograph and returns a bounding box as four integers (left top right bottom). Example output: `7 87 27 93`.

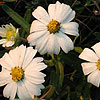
1 4 30 33
57 61 64 87
20 8 32 37
60 51 82 71
49 70 60 93
0 50 7 58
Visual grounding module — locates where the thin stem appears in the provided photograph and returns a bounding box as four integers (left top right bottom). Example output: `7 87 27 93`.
40 86 53 100
75 18 92 32
19 37 28 42
79 23 100 44
50 54 55 61
44 0 48 6
71 0 77 7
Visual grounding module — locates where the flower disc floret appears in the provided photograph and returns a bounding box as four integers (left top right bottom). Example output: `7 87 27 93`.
47 19 60 33
10 67 24 82
97 59 100 70
6 29 15 41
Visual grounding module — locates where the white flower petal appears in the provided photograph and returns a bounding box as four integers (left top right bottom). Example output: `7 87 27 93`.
61 8 75 24
25 69 46 84
79 48 98 62
32 57 43 63
60 22 79 36
10 23 16 32
35 31 50 54
50 1 75 23
0 27 6 37
53 1 61 21
0 53 15 70
15 28 19 36
17 45 26 67
27 30 47 45
37 84 44 89
0 71 11 86
56 32 74 53
48 4 56 20
22 47 37 69
24 80 41 97
81 62 97 75
25 75 45 84
26 61 47 72
17 81 32 100
9 45 26 67
92 42 100 58
9 47 19 66
5 41 14 47
3 82 17 99
32 6 50 25
30 20 47 33
47 34 60 54
25 70 46 79
0 39 7 45
87 69 100 87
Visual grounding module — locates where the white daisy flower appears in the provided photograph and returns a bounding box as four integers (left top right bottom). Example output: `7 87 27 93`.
27 1 79 55
0 45 47 100
79 42 100 87
0 23 19 47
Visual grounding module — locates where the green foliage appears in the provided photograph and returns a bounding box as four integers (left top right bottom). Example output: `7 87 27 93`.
1 4 30 33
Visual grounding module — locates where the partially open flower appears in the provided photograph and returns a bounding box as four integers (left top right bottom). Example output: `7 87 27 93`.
0 23 19 47
0 45 47 100
27 1 79 55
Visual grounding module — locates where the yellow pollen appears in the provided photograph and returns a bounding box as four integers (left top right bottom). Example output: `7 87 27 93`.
97 59 100 70
10 67 24 82
47 19 60 33
6 30 15 41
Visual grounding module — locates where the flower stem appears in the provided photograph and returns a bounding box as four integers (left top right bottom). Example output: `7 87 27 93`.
40 86 54 100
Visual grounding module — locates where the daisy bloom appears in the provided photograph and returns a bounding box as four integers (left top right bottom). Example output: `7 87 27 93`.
27 1 79 55
0 45 47 100
79 42 100 87
0 23 19 47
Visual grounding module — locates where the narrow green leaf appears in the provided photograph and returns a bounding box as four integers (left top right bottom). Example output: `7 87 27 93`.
21 8 32 37
1 4 30 33
57 61 64 87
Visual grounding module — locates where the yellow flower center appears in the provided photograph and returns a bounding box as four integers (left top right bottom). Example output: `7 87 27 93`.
10 67 24 82
6 30 15 41
97 59 100 70
47 19 60 33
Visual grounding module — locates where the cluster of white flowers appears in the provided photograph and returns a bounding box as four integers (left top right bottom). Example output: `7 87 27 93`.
0 1 87 100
